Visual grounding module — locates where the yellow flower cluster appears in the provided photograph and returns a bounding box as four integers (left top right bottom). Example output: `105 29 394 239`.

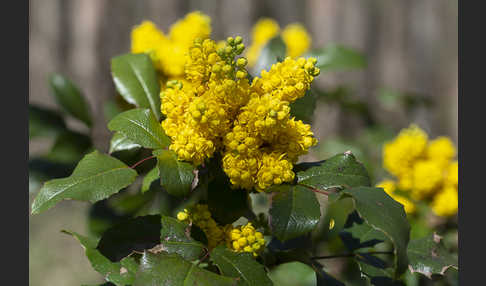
177 204 225 249
225 223 265 257
161 37 251 165
131 11 211 78
380 124 458 217
177 205 265 257
160 35 320 191
222 57 319 191
246 18 312 67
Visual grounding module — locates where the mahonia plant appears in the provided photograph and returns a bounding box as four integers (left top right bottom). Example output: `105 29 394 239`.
29 11 457 286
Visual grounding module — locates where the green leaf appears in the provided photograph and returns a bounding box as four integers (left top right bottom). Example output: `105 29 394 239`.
154 149 195 197
111 53 162 120
141 167 159 193
44 131 93 164
31 150 137 214
311 261 346 286
29 104 66 139
109 132 141 154
289 90 317 124
358 263 401 285
157 216 205 261
134 252 237 286
339 214 389 252
268 261 316 286
407 233 458 278
97 215 161 262
210 246 272 286
49 73 92 127
296 152 371 191
330 187 411 277
108 108 170 149
305 44 366 72
252 36 286 77
63 230 137 286
269 184 321 242
207 175 251 225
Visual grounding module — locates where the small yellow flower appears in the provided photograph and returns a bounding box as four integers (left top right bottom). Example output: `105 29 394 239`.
246 19 312 67
131 12 212 78
445 161 458 187
410 160 444 200
329 219 335 230
246 18 280 66
177 210 189 221
282 23 311 58
431 186 458 217
383 124 428 179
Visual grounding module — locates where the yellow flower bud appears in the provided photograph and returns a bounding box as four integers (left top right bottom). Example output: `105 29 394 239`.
177 212 188 221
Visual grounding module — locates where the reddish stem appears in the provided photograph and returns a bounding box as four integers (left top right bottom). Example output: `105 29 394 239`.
197 249 210 266
130 155 156 169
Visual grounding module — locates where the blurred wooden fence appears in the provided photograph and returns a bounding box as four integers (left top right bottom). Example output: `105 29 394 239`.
29 0 458 151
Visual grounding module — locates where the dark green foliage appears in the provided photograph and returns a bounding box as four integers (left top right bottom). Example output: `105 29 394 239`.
96 215 161 262
407 233 458 278
211 246 273 286
49 73 93 127
269 184 321 242
133 252 237 286
159 216 205 260
111 53 162 120
154 149 195 196
31 151 137 214
29 39 457 285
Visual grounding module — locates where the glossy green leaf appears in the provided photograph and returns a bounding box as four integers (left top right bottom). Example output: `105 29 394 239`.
252 36 286 77
133 252 237 286
63 230 137 286
210 246 272 286
109 132 141 154
111 53 161 120
339 212 397 284
269 184 321 242
31 150 137 214
29 104 66 139
305 44 366 72
97 215 161 262
296 152 371 191
340 214 389 252
207 175 251 225
154 149 195 197
141 167 159 193
407 233 458 278
44 131 93 164
49 73 92 127
330 187 411 277
268 262 316 286
289 90 317 124
108 108 170 149
157 216 205 261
